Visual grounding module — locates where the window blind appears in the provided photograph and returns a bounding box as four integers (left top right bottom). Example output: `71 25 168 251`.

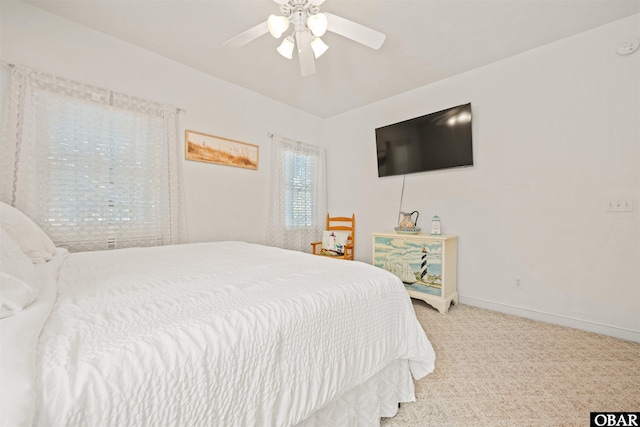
284 151 316 228
1 65 184 252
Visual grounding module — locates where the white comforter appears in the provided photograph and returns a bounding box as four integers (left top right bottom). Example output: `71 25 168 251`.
32 242 434 426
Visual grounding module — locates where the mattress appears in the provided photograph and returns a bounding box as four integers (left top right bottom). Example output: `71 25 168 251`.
14 242 435 426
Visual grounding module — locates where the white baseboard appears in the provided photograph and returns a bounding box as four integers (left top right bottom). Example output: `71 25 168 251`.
459 296 640 343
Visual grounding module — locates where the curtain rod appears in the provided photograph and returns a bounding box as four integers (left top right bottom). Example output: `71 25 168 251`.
267 132 302 144
0 60 186 113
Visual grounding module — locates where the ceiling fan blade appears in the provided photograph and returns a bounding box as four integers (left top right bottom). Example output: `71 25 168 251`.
324 12 385 50
223 21 269 50
298 31 316 76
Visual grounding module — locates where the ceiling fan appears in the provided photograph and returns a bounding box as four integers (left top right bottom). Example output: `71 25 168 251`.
223 0 386 76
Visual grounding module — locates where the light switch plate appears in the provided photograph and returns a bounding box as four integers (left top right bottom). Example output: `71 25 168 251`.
604 198 633 212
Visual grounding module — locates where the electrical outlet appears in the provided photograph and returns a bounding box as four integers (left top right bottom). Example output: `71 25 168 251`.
513 277 523 289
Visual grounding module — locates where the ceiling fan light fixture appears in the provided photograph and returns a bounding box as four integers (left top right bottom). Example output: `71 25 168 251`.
306 13 328 37
310 37 329 58
268 14 289 38
277 36 295 59
224 0 387 77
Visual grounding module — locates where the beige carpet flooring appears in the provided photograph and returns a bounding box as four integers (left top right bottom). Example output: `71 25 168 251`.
381 301 640 427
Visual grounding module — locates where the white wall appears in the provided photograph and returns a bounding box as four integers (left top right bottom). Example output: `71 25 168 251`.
324 14 640 341
0 0 324 245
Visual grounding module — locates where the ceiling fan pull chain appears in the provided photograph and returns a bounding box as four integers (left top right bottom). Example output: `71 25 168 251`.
295 32 303 54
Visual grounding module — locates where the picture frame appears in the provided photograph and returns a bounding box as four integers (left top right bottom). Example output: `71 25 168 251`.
185 130 258 170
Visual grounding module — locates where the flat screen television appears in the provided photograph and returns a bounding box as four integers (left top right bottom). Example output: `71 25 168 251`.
375 103 473 177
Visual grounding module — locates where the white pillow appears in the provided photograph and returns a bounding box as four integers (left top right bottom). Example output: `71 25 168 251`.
0 202 56 264
0 229 40 318
321 230 350 256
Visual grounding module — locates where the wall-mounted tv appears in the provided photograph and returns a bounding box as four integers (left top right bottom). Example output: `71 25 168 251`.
375 103 473 177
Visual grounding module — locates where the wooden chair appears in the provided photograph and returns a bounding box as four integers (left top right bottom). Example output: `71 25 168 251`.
311 214 355 260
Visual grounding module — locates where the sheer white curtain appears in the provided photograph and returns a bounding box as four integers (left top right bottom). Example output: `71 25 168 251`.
266 133 327 252
0 65 185 252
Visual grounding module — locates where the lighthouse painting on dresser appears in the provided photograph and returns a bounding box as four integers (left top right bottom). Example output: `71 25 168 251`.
373 236 443 297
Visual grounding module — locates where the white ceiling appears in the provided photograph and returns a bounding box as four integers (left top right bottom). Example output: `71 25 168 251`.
22 0 640 118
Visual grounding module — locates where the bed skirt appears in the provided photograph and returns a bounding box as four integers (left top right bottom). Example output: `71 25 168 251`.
297 359 415 426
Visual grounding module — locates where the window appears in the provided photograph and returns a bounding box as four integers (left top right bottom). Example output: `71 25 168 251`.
267 134 326 252
284 151 316 228
1 65 184 252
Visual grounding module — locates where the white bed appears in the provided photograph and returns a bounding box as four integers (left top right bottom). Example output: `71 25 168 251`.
1 204 435 426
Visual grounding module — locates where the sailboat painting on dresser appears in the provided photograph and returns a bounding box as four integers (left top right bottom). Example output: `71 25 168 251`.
373 236 443 297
